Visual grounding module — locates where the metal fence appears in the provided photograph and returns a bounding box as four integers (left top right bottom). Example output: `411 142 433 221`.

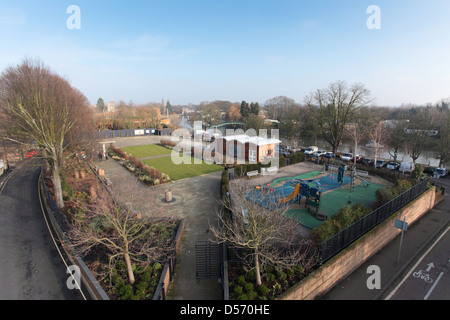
95 128 173 140
317 178 429 263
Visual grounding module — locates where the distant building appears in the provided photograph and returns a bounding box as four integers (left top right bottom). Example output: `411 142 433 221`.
107 101 116 113
161 118 171 127
215 134 281 164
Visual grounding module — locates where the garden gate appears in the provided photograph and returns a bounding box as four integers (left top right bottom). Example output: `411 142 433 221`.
195 241 223 280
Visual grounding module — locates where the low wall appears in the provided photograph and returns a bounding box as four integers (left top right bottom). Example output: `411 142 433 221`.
153 219 185 300
279 185 438 300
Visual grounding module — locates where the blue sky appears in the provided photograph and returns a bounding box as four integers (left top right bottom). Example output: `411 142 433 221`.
1 0 449 107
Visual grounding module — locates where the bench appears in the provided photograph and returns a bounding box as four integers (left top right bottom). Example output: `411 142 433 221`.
246 170 260 178
266 166 278 175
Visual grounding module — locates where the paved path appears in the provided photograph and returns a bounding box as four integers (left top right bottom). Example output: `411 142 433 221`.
94 157 223 300
0 161 82 300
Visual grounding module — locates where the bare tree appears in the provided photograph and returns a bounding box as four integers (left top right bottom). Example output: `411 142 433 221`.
305 81 373 154
67 183 175 284
434 110 450 167
0 59 93 208
385 119 409 162
211 181 316 286
344 107 371 166
369 120 387 168
264 96 297 120
404 110 434 164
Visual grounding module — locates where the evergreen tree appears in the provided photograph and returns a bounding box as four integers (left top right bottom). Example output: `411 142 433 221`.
96 97 106 112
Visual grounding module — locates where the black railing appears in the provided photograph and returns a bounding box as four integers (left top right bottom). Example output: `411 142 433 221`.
317 178 429 263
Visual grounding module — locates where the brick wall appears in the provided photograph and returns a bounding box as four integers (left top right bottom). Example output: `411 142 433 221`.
279 186 437 300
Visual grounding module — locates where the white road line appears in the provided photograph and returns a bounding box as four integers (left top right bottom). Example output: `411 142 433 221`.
424 272 444 300
385 224 450 300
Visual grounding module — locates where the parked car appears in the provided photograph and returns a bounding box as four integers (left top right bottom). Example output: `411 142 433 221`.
313 150 326 158
434 167 448 178
399 162 415 173
304 146 318 155
386 162 400 170
361 157 374 166
323 152 335 159
26 150 37 158
341 153 353 161
376 160 387 168
353 155 362 162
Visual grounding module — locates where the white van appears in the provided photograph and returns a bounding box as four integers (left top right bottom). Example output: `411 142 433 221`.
304 146 318 155
399 162 415 173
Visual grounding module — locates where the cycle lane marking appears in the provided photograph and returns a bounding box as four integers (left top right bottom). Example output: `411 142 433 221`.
385 225 450 300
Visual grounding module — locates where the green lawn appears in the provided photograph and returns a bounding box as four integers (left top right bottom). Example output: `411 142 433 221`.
142 155 223 180
122 144 172 159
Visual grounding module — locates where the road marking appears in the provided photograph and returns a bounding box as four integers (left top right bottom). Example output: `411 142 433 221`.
385 224 450 300
424 272 444 300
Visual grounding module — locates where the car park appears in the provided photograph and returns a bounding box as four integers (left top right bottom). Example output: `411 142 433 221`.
386 162 400 170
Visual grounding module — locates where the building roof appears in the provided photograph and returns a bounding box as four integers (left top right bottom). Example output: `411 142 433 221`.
219 134 281 145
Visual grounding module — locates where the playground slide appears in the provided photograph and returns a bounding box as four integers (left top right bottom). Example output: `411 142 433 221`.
277 183 301 205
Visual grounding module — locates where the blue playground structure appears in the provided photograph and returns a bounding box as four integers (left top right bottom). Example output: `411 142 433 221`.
245 168 363 220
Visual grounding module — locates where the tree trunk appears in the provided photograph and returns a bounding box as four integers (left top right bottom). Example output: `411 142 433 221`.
255 253 262 286
52 163 65 208
124 252 135 284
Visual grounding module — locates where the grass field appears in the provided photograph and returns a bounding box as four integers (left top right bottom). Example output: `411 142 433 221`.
121 144 172 158
122 144 223 180
142 156 223 180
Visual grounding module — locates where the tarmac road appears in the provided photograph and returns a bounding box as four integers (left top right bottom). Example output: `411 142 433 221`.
0 161 83 300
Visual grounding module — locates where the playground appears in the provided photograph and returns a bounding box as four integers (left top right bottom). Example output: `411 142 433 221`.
246 166 386 230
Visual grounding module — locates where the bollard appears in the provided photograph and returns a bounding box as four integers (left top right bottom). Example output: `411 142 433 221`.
165 190 172 203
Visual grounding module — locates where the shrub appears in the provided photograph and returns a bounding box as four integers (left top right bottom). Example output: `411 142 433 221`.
258 285 270 296
237 275 246 286
244 282 254 293
410 164 426 184
375 187 396 206
160 140 176 148
265 273 276 283
61 178 75 201
233 285 243 296
394 179 413 194
220 169 229 198
310 203 370 242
